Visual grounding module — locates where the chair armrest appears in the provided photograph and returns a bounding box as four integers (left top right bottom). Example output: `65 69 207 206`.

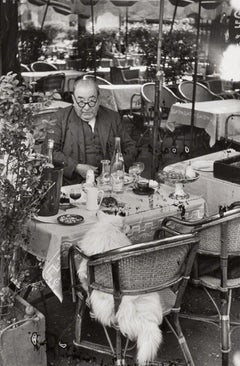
129 93 141 115
225 114 240 139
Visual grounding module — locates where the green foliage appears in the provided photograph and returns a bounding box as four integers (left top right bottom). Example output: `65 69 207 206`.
128 26 196 82
0 73 51 304
18 26 49 65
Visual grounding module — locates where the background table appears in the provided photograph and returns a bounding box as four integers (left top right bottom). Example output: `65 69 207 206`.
29 184 205 302
166 149 240 215
99 84 141 112
167 100 240 147
21 70 85 92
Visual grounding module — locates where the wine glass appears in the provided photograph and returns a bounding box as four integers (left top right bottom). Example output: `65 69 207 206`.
69 187 82 203
132 162 145 183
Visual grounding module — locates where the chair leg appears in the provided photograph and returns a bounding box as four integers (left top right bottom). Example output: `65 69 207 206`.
75 292 86 344
165 314 195 366
220 290 231 366
115 328 125 366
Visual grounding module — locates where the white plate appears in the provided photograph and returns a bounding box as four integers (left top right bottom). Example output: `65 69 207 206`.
191 160 214 172
32 213 59 223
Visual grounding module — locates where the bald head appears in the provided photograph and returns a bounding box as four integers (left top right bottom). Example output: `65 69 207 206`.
72 77 100 122
73 77 99 96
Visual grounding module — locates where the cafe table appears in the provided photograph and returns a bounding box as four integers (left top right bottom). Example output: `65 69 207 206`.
28 184 206 302
167 99 240 147
99 84 142 112
165 148 240 215
21 70 85 93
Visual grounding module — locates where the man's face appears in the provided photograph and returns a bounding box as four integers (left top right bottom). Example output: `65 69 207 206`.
73 83 100 122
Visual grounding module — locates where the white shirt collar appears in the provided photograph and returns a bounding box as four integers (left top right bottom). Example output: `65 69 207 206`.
87 117 96 132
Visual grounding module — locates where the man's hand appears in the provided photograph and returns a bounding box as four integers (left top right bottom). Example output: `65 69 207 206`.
75 164 98 179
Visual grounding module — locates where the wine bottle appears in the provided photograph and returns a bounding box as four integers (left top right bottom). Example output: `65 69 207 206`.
110 137 125 173
110 137 125 193
46 139 54 168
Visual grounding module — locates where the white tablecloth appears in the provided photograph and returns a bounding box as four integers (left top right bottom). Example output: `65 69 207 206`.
99 84 141 112
167 100 240 147
29 184 205 301
166 149 240 215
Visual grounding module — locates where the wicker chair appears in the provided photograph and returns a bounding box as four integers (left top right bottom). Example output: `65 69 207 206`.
137 82 189 153
69 233 199 366
159 202 240 366
83 74 112 86
178 80 223 102
110 66 140 84
30 61 58 72
221 114 240 149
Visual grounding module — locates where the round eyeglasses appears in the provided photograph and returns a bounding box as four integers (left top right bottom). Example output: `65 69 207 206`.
73 95 98 109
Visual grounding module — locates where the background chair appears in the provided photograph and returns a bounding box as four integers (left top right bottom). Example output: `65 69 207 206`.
138 82 189 154
159 203 240 366
83 74 112 86
178 80 223 102
31 61 58 72
219 114 240 151
35 72 65 99
20 63 31 72
110 66 140 84
69 233 199 366
203 79 236 99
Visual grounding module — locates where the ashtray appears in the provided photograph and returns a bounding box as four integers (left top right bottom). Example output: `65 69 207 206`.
132 187 155 196
57 214 84 226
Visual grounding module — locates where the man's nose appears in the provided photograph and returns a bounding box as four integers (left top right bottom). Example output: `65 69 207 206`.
83 103 90 110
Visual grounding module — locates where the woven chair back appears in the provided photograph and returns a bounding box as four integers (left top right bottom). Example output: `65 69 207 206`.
178 81 222 102
83 74 112 86
141 83 184 121
87 234 199 296
31 61 58 72
198 214 240 255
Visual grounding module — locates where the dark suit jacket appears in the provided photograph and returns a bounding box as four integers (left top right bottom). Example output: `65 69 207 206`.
42 105 137 185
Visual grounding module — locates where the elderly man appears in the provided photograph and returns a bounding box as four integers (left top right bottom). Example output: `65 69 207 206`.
42 78 137 185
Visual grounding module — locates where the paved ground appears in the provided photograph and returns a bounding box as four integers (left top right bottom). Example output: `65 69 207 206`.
33 281 240 366
32 116 240 366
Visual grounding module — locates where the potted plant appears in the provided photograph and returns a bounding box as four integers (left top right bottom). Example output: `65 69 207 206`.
0 72 52 366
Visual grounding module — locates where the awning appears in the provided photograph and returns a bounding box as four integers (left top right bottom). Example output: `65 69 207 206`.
28 0 72 15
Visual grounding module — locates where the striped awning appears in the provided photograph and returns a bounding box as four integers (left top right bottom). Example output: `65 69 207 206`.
28 0 72 15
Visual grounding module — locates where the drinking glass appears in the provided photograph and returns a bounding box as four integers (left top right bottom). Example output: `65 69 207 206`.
132 162 145 183
69 187 82 203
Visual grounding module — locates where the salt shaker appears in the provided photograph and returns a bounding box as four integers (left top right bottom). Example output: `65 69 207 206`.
86 169 95 186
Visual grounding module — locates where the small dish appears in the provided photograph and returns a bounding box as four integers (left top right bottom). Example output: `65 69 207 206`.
132 187 155 196
57 214 84 226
